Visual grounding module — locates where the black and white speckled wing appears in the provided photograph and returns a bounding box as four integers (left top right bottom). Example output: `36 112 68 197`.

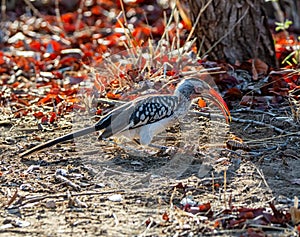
97 95 179 139
129 95 179 129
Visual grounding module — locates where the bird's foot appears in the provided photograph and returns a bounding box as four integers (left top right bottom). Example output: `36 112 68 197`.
148 144 177 156
148 143 168 150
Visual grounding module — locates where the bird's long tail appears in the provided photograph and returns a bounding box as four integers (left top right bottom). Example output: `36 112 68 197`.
19 126 97 158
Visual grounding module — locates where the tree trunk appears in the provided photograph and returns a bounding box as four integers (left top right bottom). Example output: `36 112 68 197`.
264 0 300 32
188 0 277 67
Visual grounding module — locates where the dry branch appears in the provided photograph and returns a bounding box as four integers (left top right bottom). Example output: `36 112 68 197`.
8 190 125 209
230 116 287 134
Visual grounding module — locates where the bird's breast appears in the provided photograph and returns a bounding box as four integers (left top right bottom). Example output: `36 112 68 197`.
138 115 176 145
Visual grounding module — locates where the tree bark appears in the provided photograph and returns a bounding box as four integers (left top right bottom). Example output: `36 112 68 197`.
188 0 277 67
264 0 300 31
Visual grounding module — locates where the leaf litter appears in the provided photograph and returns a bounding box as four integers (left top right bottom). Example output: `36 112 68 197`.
0 0 300 236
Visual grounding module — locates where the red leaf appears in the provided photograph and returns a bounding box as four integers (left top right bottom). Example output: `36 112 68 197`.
52 71 63 79
14 109 28 118
38 94 59 106
214 183 220 188
269 202 291 224
152 19 165 35
214 220 220 228
145 218 156 227
61 12 75 24
246 228 267 237
162 212 169 221
228 218 246 228
15 56 32 71
49 112 57 123
59 56 80 67
46 40 62 53
253 58 269 75
33 111 44 119
198 98 207 108
12 81 20 88
70 104 86 112
224 88 243 101
239 211 255 219
62 88 78 96
106 92 121 100
64 24 76 33
0 55 5 65
91 5 102 15
65 97 80 103
49 87 60 95
110 79 120 88
238 207 264 218
11 94 30 106
13 41 24 48
166 70 177 76
41 116 48 124
43 52 58 60
95 109 102 115
30 40 42 51
174 182 185 189
198 202 211 212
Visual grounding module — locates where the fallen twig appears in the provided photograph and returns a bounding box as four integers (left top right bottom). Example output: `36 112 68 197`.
231 108 277 117
248 223 295 233
9 190 125 209
5 189 18 207
55 174 81 191
230 116 287 134
96 98 125 106
254 167 271 190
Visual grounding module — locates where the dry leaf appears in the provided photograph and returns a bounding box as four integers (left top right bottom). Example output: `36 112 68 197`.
290 207 300 225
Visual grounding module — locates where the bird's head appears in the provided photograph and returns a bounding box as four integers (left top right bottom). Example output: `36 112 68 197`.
175 78 231 123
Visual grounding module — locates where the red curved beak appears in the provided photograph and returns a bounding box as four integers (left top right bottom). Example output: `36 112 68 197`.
206 88 231 124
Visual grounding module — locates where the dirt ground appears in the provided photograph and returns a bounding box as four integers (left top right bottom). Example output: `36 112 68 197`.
0 106 300 236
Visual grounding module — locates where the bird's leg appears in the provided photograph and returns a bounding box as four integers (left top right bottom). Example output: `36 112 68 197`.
101 137 158 156
132 138 169 152
129 138 176 156
148 143 179 157
101 137 145 155
148 143 168 151
102 135 175 156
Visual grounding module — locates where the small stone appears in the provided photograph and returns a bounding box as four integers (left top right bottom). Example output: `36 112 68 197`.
108 194 123 202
